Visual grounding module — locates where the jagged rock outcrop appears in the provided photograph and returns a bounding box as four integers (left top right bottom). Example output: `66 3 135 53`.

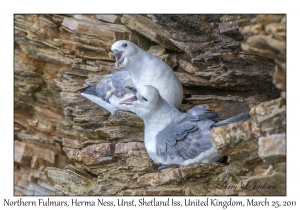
14 14 285 195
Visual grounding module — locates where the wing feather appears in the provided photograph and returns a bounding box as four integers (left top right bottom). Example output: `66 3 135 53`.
156 112 216 163
79 69 135 103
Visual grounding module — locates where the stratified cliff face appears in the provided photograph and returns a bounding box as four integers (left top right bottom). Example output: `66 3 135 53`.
14 14 285 196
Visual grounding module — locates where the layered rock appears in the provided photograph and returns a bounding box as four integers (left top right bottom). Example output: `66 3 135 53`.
210 15 286 196
14 14 285 196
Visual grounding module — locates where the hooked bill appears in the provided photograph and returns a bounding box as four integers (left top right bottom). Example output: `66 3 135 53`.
109 50 124 66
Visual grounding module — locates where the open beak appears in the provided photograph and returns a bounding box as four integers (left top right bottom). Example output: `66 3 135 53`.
109 49 124 66
119 86 138 105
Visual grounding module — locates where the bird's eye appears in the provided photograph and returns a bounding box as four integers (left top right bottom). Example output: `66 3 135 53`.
142 96 148 101
122 43 127 48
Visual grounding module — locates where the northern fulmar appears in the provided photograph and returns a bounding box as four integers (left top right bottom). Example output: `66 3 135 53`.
79 40 183 115
120 85 250 170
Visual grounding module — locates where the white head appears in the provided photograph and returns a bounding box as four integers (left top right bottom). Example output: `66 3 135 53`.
119 85 162 118
109 40 141 68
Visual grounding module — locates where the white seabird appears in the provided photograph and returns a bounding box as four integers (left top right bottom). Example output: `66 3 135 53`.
79 40 183 115
120 85 250 170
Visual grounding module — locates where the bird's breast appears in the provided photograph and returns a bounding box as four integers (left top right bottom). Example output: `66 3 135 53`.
144 129 157 154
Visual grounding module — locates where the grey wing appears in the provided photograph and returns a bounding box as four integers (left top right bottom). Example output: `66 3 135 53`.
187 104 219 122
79 69 135 103
109 69 135 98
156 115 215 163
187 104 209 115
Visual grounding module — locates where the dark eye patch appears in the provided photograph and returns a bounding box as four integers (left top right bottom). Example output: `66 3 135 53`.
142 96 148 101
122 43 127 48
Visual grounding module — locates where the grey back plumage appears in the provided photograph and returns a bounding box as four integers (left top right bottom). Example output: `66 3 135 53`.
156 105 217 162
187 105 219 121
79 69 135 103
155 104 250 163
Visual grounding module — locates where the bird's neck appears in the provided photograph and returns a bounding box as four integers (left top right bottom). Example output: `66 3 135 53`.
141 99 182 158
143 100 182 135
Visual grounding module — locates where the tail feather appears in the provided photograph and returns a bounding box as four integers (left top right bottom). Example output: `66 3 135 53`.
211 113 250 128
